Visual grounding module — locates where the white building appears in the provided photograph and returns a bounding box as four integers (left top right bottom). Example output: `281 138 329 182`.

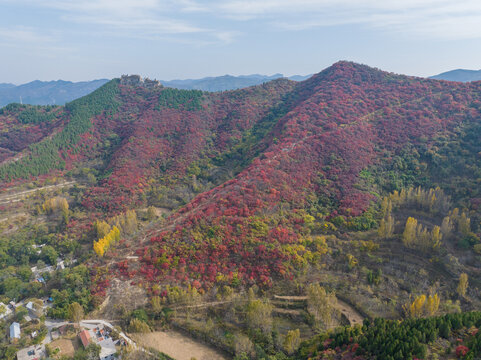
26 302 34 312
9 322 20 340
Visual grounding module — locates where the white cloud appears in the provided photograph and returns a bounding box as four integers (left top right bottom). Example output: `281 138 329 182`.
0 26 73 57
0 26 57 44
214 31 240 44
1 0 239 43
42 0 206 34
214 0 481 40
4 0 481 42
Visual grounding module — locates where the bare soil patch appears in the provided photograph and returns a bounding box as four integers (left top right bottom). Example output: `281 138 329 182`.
336 299 364 326
92 278 148 319
49 338 77 358
131 331 228 360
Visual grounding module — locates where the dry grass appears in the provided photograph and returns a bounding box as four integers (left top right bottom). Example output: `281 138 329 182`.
131 331 228 360
49 338 77 358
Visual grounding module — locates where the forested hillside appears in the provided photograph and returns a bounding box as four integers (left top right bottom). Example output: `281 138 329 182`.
1 61 481 359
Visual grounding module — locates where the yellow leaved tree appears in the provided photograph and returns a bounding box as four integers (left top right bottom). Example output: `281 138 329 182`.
93 226 121 257
404 293 440 318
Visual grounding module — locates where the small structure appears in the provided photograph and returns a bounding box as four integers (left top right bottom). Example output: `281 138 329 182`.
25 300 44 318
51 330 60 341
10 322 21 340
0 302 12 319
31 265 54 280
79 329 92 348
34 276 45 284
32 244 45 255
26 302 34 312
120 74 141 86
16 345 45 360
58 324 69 336
56 259 65 270
143 78 161 89
98 338 117 360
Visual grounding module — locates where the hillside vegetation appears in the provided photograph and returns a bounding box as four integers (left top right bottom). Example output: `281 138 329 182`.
1 62 481 359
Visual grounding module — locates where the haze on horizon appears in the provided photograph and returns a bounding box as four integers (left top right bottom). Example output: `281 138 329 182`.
1 0 480 84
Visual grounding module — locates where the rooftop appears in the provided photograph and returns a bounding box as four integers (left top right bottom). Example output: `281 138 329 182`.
98 337 117 359
79 329 91 348
16 345 45 360
10 322 20 339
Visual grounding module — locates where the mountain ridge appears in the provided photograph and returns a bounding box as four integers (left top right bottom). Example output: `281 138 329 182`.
430 68 481 82
0 78 110 107
0 74 312 108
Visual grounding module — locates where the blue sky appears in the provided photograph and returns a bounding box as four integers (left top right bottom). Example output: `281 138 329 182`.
1 0 481 83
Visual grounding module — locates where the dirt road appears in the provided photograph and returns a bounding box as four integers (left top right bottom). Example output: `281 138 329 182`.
0 181 76 205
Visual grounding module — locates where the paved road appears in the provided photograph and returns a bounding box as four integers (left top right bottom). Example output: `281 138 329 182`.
43 319 69 345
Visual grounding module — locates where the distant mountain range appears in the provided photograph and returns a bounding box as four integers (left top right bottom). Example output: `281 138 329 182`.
4 68 481 108
0 74 311 107
161 73 311 91
430 69 481 82
0 79 110 108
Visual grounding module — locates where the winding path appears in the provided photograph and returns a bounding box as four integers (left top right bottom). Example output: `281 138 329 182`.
0 181 76 205
273 295 364 326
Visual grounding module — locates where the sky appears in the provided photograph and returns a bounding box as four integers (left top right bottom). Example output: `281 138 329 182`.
1 0 481 84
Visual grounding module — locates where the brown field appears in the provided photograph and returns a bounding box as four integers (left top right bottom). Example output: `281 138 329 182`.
131 331 228 360
49 338 77 358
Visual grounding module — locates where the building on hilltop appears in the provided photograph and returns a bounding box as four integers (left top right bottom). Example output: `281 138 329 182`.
120 74 142 85
143 78 161 89
120 74 161 88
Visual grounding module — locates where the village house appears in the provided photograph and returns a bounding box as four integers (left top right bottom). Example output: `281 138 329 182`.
79 329 91 348
16 345 45 360
9 322 20 341
79 325 118 360
25 300 44 318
